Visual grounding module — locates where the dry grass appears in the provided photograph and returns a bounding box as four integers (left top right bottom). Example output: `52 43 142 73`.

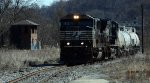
0 47 60 70
126 52 150 82
107 52 150 82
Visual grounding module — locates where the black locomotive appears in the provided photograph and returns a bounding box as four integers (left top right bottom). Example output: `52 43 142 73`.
59 14 140 64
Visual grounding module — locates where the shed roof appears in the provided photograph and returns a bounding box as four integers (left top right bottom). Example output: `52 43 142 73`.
12 20 39 26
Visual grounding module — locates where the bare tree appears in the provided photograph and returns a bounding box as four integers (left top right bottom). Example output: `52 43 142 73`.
39 0 66 46
9 0 32 23
0 0 11 22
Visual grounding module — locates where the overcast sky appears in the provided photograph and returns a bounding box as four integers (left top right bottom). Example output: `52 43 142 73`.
35 0 57 7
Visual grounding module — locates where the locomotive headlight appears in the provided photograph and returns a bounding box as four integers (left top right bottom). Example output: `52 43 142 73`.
81 42 84 45
73 15 79 20
66 42 70 46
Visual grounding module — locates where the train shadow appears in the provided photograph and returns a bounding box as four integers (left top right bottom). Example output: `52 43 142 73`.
30 63 64 67
29 57 119 67
28 59 64 67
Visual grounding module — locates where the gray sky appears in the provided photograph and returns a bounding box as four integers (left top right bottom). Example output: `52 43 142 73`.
35 0 57 7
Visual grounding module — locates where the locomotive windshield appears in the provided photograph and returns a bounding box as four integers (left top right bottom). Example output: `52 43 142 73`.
60 19 93 31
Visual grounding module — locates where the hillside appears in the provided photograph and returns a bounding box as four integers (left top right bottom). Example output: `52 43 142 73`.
47 0 150 22
0 0 150 49
38 0 150 50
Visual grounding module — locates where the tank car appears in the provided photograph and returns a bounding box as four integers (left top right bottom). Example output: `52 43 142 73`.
117 26 132 49
109 26 140 56
127 27 140 54
127 27 140 47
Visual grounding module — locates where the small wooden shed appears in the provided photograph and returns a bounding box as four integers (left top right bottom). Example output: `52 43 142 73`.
10 20 41 50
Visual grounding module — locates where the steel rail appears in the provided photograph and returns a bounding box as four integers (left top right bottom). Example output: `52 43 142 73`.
38 66 69 83
7 66 64 83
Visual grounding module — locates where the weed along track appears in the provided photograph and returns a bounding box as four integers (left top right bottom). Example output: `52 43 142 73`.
7 65 67 83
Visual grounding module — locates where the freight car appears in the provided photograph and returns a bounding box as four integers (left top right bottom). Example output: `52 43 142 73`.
59 14 140 64
117 26 140 55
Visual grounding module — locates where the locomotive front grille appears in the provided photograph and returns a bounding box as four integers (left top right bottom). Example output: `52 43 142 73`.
60 31 92 40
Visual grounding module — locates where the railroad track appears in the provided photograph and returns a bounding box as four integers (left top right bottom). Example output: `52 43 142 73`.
7 65 67 83
6 55 135 83
38 66 69 83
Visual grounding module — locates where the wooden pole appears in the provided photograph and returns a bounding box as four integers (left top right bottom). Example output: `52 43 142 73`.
141 4 144 54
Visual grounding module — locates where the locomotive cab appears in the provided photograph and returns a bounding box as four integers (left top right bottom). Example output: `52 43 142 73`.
97 19 119 45
60 14 98 64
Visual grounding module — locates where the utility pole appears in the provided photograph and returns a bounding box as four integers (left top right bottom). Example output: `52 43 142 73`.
141 4 144 54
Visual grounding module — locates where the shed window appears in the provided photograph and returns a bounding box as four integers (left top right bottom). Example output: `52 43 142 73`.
32 28 37 33
32 28 34 33
34 29 37 33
